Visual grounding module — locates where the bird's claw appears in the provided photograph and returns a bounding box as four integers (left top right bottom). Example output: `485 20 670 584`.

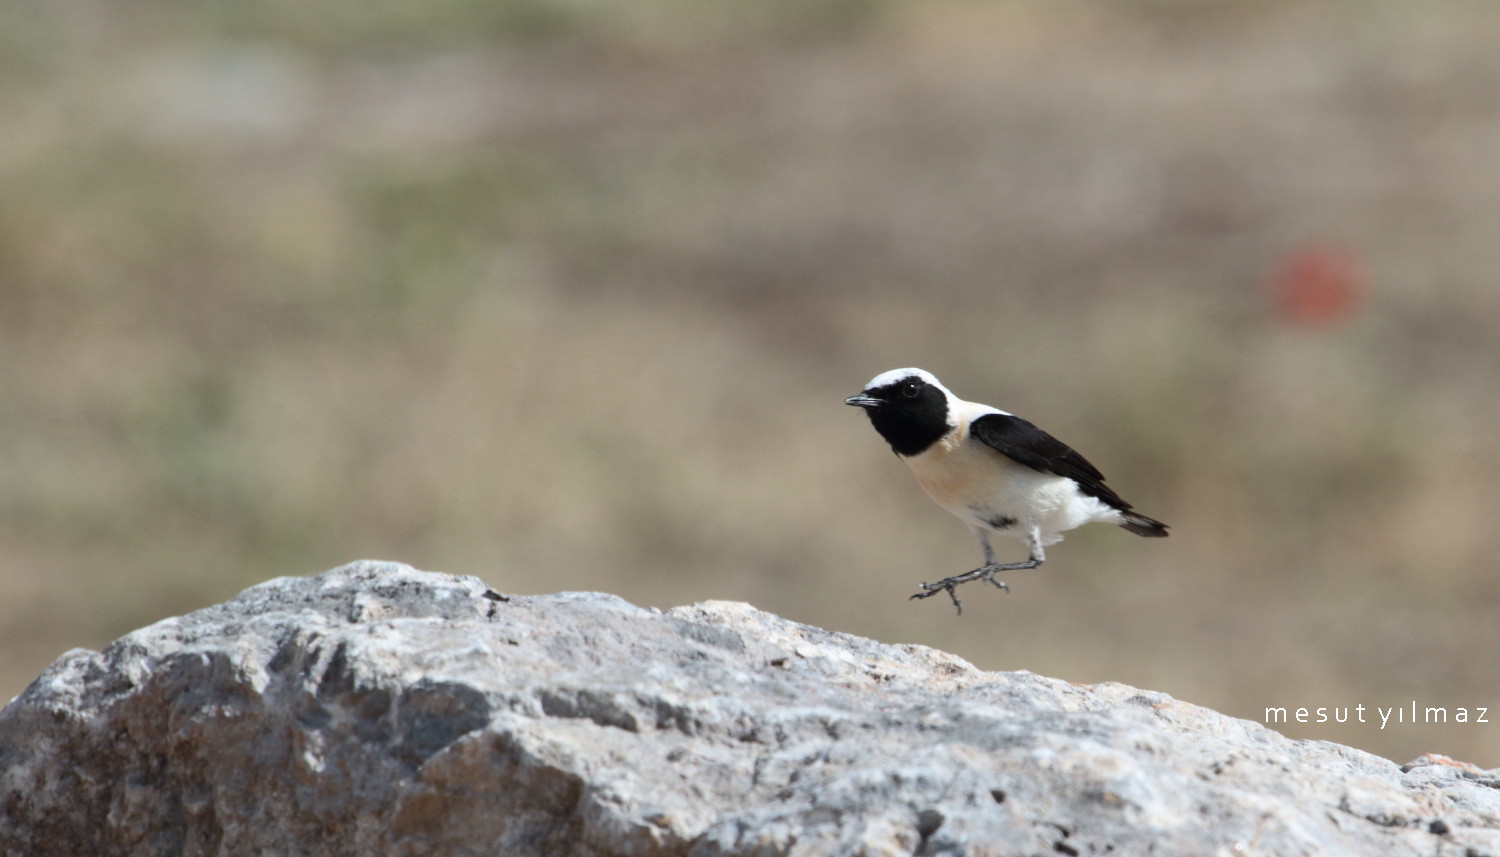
910 567 1015 614
909 580 963 614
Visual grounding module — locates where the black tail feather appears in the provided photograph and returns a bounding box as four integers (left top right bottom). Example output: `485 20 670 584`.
1120 512 1169 538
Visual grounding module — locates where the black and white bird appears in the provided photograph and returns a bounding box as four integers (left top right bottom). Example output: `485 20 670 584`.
845 368 1167 611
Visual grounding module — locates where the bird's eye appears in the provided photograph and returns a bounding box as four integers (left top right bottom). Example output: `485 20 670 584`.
901 381 921 398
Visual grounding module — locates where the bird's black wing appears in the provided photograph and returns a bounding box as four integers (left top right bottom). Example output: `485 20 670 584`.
969 413 1132 510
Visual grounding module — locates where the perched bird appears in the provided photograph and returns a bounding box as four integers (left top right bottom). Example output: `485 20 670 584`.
845 368 1167 611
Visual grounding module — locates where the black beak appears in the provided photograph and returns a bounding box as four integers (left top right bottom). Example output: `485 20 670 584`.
844 394 883 409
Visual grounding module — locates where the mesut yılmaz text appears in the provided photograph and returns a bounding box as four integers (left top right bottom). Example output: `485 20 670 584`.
1265 702 1489 730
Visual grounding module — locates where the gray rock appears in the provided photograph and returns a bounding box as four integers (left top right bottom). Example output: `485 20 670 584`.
2 560 1497 856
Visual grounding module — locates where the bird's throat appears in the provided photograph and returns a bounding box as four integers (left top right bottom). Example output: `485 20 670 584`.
867 409 949 457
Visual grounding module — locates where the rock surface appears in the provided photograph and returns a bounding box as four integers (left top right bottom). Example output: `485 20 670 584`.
2 561 1498 856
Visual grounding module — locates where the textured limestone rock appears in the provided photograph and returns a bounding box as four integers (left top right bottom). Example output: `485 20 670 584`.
2 560 1498 856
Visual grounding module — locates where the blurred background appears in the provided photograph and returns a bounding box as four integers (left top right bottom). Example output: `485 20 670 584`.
3 0 1499 766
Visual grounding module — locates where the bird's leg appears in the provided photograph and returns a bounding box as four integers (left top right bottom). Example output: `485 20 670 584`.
978 529 997 566
910 525 1046 613
973 528 1010 593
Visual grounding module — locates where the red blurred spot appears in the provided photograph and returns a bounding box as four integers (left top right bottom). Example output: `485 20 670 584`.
1270 243 1365 327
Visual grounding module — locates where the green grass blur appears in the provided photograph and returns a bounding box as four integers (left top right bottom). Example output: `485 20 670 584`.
4 0 1499 766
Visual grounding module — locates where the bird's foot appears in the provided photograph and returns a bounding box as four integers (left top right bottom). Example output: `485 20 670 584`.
910 579 966 613
909 561 1038 614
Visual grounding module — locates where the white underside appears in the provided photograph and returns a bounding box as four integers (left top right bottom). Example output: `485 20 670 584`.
899 400 1123 551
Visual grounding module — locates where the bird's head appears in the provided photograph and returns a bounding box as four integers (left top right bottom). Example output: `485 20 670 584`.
845 368 954 456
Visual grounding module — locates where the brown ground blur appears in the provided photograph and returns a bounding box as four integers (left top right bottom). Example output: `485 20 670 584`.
4 1 1499 765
